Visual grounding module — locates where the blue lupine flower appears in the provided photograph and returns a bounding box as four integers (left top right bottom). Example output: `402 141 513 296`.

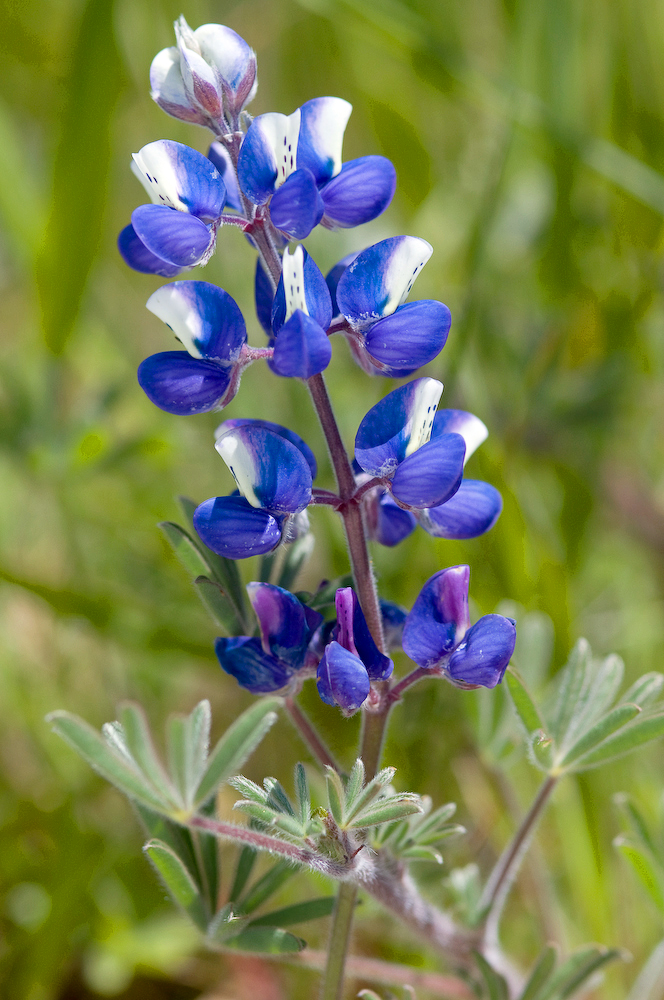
268 246 333 378
137 281 247 415
366 409 503 545
215 582 323 693
193 420 315 558
317 588 393 713
118 140 227 276
237 97 396 240
150 17 257 129
355 378 466 510
329 236 451 377
402 566 516 689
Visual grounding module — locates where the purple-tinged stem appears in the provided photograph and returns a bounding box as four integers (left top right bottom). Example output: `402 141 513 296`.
284 696 342 773
389 667 432 702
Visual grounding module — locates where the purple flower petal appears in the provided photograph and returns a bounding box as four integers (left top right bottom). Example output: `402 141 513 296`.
146 281 246 361
131 205 213 268
320 156 396 229
402 566 471 669
431 410 488 463
150 47 208 125
247 582 322 669
118 224 182 277
271 246 333 336
215 418 317 478
272 310 332 379
368 492 417 547
336 236 432 329
215 424 313 514
215 636 292 693
296 97 352 185
269 167 324 239
132 140 226 221
194 495 282 558
255 260 275 336
355 378 443 478
364 300 451 373
137 352 233 415
238 110 301 205
391 433 465 509
448 615 516 688
317 641 370 712
418 480 502 539
335 588 393 681
208 142 243 212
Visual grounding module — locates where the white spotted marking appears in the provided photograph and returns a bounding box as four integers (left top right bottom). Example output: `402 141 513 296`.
405 378 443 457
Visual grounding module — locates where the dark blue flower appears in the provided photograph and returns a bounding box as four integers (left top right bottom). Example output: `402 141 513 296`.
355 378 466 510
330 236 451 377
118 141 227 276
317 588 393 713
402 566 516 689
193 420 315 558
150 17 257 129
215 583 323 693
137 281 247 414
267 246 333 378
237 98 396 240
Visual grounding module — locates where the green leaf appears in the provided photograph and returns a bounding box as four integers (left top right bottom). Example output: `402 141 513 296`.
276 533 315 591
249 896 335 927
527 730 555 772
343 766 396 824
344 759 366 811
0 99 45 261
294 763 310 826
144 839 208 930
119 703 180 808
233 801 281 826
615 794 662 858
401 845 443 863
550 639 593 747
519 945 558 1000
325 767 344 824
264 777 296 816
228 775 268 804
229 847 257 902
539 947 621 1000
348 795 423 829
621 672 664 709
223 925 306 953
614 837 664 913
506 668 546 735
570 712 664 770
239 860 297 914
35 0 123 353
207 903 251 943
474 951 509 1000
557 704 641 769
47 711 169 813
160 522 214 579
194 699 280 807
194 576 242 635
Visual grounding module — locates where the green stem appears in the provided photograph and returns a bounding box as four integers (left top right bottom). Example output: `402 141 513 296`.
320 883 358 1000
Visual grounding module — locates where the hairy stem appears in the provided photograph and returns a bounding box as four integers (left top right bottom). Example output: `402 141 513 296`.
284 696 342 772
478 774 558 949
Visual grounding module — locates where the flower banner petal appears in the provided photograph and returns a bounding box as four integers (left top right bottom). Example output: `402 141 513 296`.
402 566 471 668
132 140 226 220
247 582 322 668
355 378 443 477
146 281 246 361
215 418 318 478
215 425 313 513
150 47 207 124
431 410 488 464
336 235 432 329
271 246 333 335
296 97 352 185
335 588 393 681
137 351 233 415
194 23 257 106
237 110 301 204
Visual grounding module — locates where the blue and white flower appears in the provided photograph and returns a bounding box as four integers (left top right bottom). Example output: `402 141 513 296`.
193 419 315 559
216 582 323 694
268 246 333 378
402 566 516 689
150 17 257 129
330 236 451 377
237 97 396 240
137 281 247 414
118 140 227 276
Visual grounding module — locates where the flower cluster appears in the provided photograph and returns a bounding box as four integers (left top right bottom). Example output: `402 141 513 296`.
120 17 516 713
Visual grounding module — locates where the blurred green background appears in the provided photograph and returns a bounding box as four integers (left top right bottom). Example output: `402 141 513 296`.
2 0 664 996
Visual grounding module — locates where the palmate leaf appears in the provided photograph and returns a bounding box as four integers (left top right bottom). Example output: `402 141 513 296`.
506 668 546 736
144 838 209 930
249 896 335 927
